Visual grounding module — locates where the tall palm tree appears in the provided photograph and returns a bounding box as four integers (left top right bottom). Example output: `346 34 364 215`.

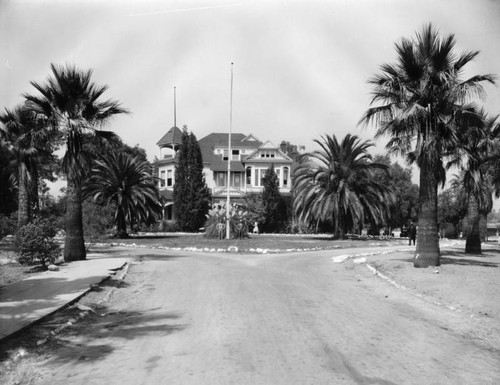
84 152 162 238
450 112 500 254
0 105 49 230
24 63 127 261
360 24 495 267
293 134 393 238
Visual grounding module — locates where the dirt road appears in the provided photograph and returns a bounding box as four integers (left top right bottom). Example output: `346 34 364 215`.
20 247 500 384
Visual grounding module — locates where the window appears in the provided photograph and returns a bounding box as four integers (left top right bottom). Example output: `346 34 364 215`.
167 170 173 187
233 173 241 187
276 168 281 187
223 149 229 161
232 149 240 160
160 170 165 187
246 167 252 186
260 169 267 186
255 169 259 186
260 150 275 158
216 172 227 187
283 167 289 187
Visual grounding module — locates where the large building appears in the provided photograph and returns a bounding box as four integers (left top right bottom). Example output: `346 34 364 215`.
156 126 300 220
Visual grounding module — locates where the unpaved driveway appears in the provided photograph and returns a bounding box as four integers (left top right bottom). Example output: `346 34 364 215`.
18 247 500 384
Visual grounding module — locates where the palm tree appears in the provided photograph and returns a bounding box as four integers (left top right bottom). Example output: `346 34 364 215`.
360 24 495 267
24 63 127 261
293 134 393 238
0 105 49 230
450 112 500 254
84 152 162 238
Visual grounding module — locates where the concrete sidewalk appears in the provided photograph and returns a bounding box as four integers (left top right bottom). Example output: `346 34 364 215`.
0 256 129 341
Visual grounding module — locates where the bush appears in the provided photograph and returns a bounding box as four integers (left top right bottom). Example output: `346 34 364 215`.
0 213 16 239
204 203 250 239
158 220 182 233
82 198 115 248
16 218 60 267
285 221 313 234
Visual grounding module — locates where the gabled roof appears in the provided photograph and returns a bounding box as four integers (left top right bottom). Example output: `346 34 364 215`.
242 133 261 142
156 126 183 148
259 140 279 149
198 133 263 149
243 143 293 163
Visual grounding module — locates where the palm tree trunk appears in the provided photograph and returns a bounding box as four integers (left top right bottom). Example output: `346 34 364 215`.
64 177 86 261
414 165 440 267
116 209 128 239
338 213 345 239
465 195 481 254
17 165 30 230
479 211 488 243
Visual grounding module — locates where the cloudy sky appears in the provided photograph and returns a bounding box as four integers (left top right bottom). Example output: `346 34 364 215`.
1 0 500 171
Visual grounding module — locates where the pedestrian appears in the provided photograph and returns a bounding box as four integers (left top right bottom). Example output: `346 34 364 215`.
408 221 417 245
253 222 259 234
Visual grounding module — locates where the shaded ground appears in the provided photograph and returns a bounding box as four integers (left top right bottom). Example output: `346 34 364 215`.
365 241 500 332
1 242 499 384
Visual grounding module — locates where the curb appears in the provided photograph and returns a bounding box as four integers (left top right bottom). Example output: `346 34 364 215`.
0 261 128 344
365 263 459 312
35 261 130 346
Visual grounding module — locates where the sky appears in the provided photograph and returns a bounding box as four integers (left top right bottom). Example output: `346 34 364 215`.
1 0 500 194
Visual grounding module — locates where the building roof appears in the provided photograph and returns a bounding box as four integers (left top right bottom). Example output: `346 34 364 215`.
198 133 263 149
198 133 262 172
156 126 184 148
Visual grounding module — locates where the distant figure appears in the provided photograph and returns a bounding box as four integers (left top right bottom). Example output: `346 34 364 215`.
253 222 259 234
408 222 417 245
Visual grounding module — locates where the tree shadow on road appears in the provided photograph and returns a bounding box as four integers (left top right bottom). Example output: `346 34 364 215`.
391 251 499 268
40 307 187 365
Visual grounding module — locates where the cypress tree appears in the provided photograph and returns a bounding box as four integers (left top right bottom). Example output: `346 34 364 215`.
174 130 210 231
261 165 286 233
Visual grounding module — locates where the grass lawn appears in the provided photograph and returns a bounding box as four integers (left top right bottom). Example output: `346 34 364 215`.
0 241 34 288
1 233 408 288
98 233 406 252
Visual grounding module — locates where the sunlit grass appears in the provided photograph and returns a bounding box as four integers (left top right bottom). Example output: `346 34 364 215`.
97 233 407 252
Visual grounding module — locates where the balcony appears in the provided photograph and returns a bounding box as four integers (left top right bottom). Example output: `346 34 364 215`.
212 186 246 197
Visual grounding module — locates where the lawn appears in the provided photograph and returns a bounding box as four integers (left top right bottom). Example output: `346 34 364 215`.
98 233 407 252
1 233 408 288
0 240 33 288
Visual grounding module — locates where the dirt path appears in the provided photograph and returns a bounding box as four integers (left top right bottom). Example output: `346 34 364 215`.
5 247 500 384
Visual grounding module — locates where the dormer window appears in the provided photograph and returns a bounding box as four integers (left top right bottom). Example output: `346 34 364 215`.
223 149 240 161
260 150 275 158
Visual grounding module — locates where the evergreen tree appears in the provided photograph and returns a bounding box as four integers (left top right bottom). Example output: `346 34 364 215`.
262 165 286 233
174 130 210 231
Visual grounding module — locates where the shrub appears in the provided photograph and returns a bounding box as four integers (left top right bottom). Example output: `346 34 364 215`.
204 203 250 239
82 198 115 248
0 213 16 239
16 218 60 267
158 220 182 233
285 220 313 234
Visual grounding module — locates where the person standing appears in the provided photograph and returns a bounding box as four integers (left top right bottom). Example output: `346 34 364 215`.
408 222 417 245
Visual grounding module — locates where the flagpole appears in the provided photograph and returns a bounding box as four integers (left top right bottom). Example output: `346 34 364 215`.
226 63 234 239
173 86 177 128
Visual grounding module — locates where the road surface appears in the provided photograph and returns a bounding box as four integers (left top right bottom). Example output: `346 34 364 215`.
28 246 500 384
